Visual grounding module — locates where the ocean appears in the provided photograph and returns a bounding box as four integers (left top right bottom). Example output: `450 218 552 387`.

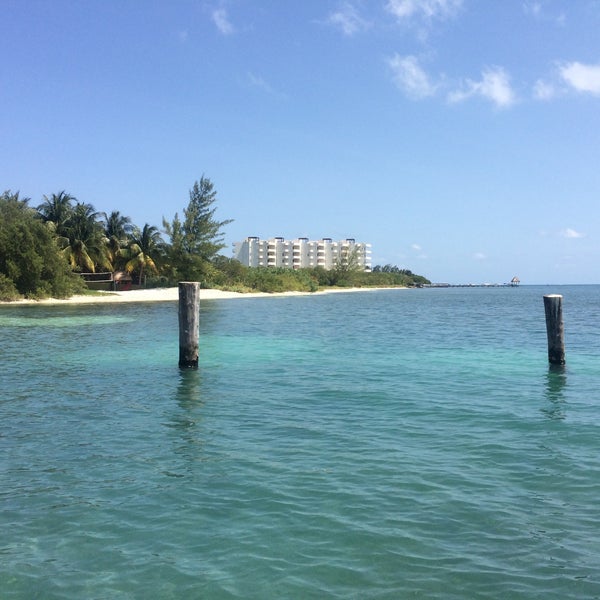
1 285 599 599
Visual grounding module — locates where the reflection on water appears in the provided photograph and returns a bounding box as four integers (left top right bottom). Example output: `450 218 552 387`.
163 370 205 470
176 369 202 409
542 364 567 420
167 369 203 432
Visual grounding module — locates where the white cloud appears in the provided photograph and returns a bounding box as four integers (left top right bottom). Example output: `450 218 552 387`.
559 61 600 96
523 1 542 18
328 2 369 36
247 72 286 99
388 54 437 99
533 79 556 100
410 244 428 258
248 72 273 93
560 228 585 239
523 1 565 26
212 7 234 35
473 252 486 260
386 0 463 20
448 67 516 108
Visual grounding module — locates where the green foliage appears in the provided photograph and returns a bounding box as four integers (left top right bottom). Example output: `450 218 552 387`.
62 202 112 272
0 191 86 299
321 245 373 286
203 257 423 290
3 177 430 299
210 255 249 288
244 268 292 293
37 190 75 236
204 257 429 294
37 192 113 273
209 263 318 293
163 176 233 282
0 273 20 301
123 224 165 285
103 210 132 241
102 211 133 270
368 265 430 287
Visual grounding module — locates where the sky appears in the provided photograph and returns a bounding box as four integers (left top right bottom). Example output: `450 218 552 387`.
2 0 600 284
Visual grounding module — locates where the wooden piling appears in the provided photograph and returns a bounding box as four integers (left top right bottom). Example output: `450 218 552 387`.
178 282 200 369
543 294 565 365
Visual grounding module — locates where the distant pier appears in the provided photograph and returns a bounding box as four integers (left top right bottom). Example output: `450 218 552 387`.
424 276 520 288
424 283 519 288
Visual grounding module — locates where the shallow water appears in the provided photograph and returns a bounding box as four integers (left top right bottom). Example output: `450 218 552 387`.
1 286 599 598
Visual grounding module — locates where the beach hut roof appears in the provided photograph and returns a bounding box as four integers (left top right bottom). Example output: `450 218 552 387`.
113 270 132 282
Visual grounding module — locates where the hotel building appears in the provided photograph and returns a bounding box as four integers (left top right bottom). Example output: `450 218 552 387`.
233 237 372 271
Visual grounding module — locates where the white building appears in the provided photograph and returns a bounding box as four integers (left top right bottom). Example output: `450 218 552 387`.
233 237 372 271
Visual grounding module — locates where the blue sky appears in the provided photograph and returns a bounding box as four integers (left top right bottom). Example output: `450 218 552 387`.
2 0 600 284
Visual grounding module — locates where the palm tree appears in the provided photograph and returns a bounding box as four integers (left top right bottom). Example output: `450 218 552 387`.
61 239 97 273
102 211 132 269
124 224 164 286
61 202 112 273
37 191 75 236
103 210 132 240
2 190 31 207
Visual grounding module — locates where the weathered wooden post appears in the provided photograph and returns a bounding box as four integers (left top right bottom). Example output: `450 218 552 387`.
543 294 565 365
179 282 200 369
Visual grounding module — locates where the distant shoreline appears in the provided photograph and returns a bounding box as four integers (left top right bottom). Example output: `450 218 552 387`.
0 286 407 306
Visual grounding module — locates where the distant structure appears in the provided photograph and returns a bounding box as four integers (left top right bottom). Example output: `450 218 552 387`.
510 276 520 287
233 237 372 271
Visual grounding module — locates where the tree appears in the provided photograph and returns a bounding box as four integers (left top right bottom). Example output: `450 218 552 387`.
103 210 132 240
37 193 111 273
37 190 75 236
0 191 84 299
329 245 363 286
163 176 233 282
124 224 164 286
102 210 132 269
61 202 112 273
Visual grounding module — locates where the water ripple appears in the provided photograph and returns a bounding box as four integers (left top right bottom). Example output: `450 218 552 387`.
2 288 600 598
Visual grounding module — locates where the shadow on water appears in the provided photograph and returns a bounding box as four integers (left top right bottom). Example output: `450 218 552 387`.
541 364 567 420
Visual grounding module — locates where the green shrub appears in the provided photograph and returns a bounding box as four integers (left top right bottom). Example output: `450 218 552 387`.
0 273 21 301
0 191 85 299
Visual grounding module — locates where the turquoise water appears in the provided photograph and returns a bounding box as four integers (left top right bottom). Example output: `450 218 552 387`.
1 286 599 599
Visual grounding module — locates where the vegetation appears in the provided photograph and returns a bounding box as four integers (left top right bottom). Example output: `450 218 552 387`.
102 210 133 269
123 224 164 285
0 191 85 300
162 175 233 284
0 177 429 301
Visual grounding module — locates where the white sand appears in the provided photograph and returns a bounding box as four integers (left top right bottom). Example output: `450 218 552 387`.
2 286 401 306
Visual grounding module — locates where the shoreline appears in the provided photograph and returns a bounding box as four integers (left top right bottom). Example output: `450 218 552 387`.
0 286 407 306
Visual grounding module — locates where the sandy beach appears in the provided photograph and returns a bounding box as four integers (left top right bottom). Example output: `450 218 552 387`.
2 286 395 306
